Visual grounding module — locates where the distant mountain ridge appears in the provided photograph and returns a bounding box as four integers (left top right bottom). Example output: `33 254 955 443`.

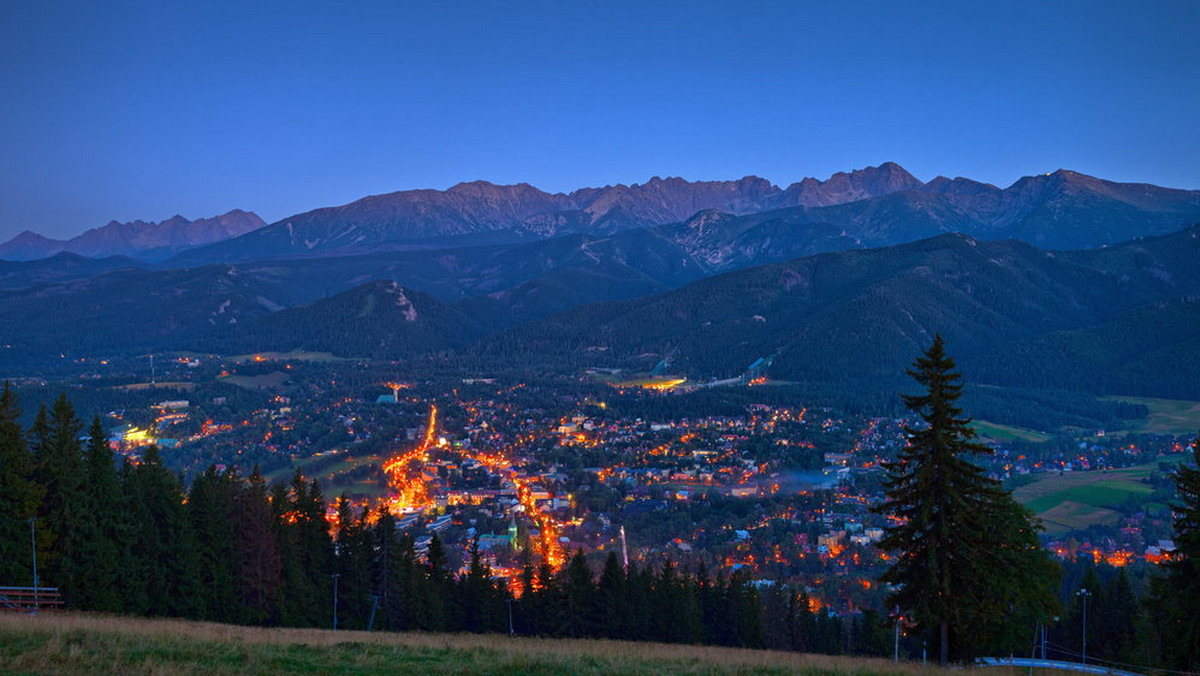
170 163 933 263
169 164 1200 265
6 164 1196 271
0 209 266 261
656 169 1200 271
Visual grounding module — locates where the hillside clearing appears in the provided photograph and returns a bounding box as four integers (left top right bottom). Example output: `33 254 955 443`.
1102 396 1200 434
970 420 1052 444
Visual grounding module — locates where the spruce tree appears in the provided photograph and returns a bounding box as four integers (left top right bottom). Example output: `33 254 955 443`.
1152 433 1200 670
0 384 40 587
333 496 371 630
123 445 199 617
514 549 537 634
75 416 124 612
595 551 627 639
275 471 333 626
188 465 239 621
874 335 1056 664
424 532 453 630
372 507 402 630
232 466 280 625
395 531 423 631
458 535 502 633
562 549 594 637
31 395 86 604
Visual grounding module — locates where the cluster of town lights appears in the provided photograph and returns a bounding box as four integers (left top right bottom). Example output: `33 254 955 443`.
381 403 566 571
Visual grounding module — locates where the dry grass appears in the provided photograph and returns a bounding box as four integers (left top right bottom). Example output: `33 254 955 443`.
0 612 963 676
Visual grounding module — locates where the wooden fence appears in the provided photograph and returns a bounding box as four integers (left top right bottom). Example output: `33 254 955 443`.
0 587 64 612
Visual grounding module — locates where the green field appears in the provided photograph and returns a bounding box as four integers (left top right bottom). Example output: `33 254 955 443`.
228 350 346 363
1103 396 1200 434
1014 462 1160 535
111 381 196 392
1023 480 1152 514
0 613 945 676
970 420 1052 444
219 371 291 390
265 450 392 500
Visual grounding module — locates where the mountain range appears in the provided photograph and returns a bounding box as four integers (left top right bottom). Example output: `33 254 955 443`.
2 163 1198 423
165 163 925 264
6 164 1198 272
0 210 265 261
163 164 1200 266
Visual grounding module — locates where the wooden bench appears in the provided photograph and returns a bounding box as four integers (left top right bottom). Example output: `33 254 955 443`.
0 587 65 612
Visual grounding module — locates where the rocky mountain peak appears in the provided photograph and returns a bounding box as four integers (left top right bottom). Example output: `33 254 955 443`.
779 162 924 207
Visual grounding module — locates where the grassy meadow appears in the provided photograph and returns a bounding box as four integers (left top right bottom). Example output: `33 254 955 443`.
1102 396 1200 434
1013 461 1163 536
970 421 1052 444
227 350 346 364
0 613 966 676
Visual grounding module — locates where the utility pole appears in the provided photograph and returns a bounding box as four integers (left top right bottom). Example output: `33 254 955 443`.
893 605 901 662
507 597 514 636
620 526 629 571
28 521 38 590
28 518 39 613
331 574 340 631
366 594 380 632
1077 588 1092 664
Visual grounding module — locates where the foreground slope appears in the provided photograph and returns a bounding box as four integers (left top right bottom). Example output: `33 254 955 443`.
0 613 936 676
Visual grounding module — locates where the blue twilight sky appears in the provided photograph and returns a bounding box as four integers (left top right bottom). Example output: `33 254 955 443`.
2 0 1199 242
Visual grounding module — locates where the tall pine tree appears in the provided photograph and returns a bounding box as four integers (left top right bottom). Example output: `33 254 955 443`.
0 384 40 587
75 416 125 612
123 446 202 617
232 466 280 625
873 335 1056 664
31 395 86 604
1151 433 1200 670
188 465 240 621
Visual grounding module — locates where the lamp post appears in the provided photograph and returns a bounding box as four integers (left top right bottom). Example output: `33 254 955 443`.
892 605 901 662
28 519 39 587
28 518 39 613
1077 588 1091 664
331 574 340 631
